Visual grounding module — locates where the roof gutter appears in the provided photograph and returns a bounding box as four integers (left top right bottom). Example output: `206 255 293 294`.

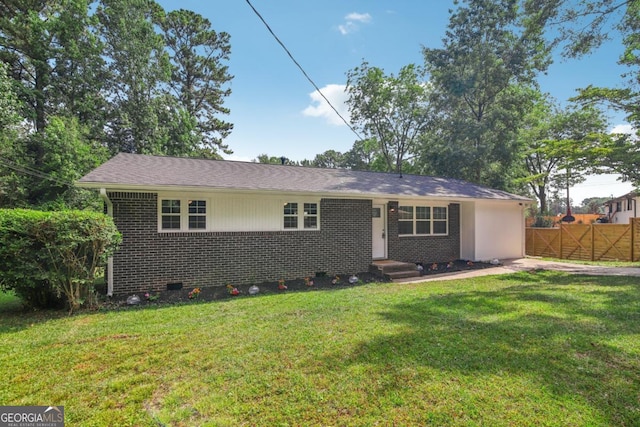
78 182 532 204
100 189 114 297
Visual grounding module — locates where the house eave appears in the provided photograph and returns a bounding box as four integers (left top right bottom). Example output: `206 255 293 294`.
76 182 532 204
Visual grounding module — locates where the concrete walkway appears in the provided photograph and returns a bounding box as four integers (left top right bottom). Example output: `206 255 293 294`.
399 257 640 283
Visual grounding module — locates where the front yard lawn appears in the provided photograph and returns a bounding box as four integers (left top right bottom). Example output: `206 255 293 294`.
1 270 639 426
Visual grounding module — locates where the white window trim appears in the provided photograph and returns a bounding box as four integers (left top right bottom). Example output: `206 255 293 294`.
398 205 448 236
281 199 320 231
158 196 211 232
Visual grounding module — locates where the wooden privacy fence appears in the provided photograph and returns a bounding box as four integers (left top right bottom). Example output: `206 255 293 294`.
526 218 640 262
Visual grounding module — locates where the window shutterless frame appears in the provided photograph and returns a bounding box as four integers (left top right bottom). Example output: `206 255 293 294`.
283 201 319 230
397 205 448 236
159 198 209 232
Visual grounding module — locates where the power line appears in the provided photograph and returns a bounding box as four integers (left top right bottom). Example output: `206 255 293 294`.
0 156 73 188
574 181 635 188
244 0 363 142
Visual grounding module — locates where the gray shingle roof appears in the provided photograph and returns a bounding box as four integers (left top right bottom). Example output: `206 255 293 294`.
78 153 530 201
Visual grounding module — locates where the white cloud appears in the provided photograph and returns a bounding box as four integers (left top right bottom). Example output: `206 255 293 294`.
338 22 355 35
345 12 372 23
337 12 372 35
610 123 636 135
302 84 350 126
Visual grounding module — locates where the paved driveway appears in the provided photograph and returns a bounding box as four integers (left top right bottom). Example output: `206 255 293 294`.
405 257 640 283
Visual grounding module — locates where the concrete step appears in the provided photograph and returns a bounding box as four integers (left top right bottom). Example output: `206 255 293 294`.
385 270 422 280
370 260 422 281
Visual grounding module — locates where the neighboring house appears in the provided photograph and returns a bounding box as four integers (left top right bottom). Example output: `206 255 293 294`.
78 153 531 296
603 192 638 224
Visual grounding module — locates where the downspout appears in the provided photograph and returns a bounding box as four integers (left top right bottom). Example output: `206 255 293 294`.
520 202 527 258
100 189 114 297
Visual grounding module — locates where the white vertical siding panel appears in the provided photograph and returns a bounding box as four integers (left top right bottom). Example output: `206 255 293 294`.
212 196 281 231
474 201 525 261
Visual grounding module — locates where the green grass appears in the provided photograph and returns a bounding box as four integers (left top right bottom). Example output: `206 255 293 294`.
1 271 639 426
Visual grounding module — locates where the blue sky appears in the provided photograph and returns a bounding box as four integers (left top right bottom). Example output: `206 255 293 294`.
156 0 634 205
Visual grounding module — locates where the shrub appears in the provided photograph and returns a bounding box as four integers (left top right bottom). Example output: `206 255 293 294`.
530 215 555 228
0 209 121 312
0 209 58 308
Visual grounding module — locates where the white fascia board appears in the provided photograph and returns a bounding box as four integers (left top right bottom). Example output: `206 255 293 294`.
76 182 532 203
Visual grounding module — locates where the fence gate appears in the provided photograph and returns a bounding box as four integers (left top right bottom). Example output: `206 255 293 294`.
526 218 640 262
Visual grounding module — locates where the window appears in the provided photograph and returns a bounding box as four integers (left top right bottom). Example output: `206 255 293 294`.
416 206 430 234
160 198 208 231
398 206 414 235
628 198 633 211
188 200 207 229
398 205 448 235
433 207 447 234
616 201 622 212
304 203 318 229
161 200 181 230
283 202 298 229
284 201 319 230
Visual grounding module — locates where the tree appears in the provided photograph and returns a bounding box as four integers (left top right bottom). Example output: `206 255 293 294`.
518 93 609 214
29 116 108 208
0 61 21 149
0 62 28 207
0 0 105 160
311 150 345 169
342 139 382 171
420 0 552 189
580 197 609 214
254 154 297 165
345 62 431 174
573 2 640 185
161 9 233 157
572 0 640 132
569 1 640 179
1 1 236 209
537 1 640 185
47 0 107 141
97 0 171 154
543 0 635 59
156 100 203 157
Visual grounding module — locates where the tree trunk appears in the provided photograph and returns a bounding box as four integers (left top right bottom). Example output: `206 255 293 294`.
538 185 547 215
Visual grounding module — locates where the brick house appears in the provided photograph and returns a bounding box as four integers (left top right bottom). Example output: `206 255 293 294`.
78 153 530 296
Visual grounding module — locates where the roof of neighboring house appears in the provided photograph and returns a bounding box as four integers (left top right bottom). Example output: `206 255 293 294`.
603 191 638 205
78 153 531 202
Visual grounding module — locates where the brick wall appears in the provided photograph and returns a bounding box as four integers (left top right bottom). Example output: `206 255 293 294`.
387 202 460 263
107 192 371 295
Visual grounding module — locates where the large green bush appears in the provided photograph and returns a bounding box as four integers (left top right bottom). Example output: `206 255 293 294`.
0 209 121 311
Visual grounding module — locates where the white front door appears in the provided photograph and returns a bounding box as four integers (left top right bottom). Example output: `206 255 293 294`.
372 204 386 259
